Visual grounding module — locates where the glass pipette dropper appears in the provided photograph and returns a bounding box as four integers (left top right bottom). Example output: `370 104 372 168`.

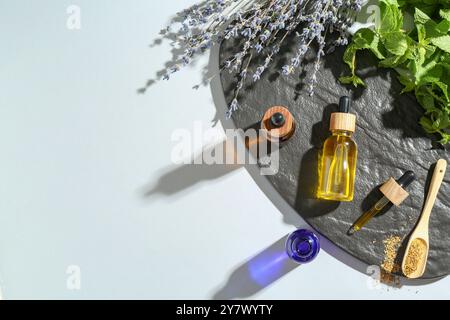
348 171 415 235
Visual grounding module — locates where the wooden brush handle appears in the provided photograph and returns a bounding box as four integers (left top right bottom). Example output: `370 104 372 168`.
420 159 447 224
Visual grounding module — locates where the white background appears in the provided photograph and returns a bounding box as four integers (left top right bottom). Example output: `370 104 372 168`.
1 0 449 299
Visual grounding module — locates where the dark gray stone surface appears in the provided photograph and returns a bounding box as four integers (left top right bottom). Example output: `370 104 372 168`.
220 39 450 279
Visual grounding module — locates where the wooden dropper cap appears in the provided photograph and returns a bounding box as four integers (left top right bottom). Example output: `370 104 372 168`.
261 106 295 142
330 96 356 132
379 171 415 206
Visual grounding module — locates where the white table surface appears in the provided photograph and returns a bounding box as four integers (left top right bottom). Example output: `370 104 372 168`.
1 0 449 299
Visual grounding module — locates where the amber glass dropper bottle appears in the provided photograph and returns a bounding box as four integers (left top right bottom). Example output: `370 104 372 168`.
317 96 357 202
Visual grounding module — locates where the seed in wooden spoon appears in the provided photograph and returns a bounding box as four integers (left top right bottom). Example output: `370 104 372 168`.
404 239 427 276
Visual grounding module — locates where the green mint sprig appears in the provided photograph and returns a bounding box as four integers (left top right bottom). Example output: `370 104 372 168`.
340 0 450 144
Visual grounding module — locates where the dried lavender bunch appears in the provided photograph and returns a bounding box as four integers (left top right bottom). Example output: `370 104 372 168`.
163 0 363 117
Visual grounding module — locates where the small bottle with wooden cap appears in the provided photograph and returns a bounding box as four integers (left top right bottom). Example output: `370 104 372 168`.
317 96 357 201
348 171 415 235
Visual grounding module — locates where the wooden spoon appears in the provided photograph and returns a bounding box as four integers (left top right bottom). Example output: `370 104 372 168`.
401 159 447 279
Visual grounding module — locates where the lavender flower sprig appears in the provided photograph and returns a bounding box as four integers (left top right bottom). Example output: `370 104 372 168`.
163 0 363 118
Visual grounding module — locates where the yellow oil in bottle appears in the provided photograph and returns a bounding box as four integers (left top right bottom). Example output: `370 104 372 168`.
317 130 358 202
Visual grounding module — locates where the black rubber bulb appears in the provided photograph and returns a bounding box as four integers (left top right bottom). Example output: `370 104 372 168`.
396 170 416 189
339 96 351 113
271 112 285 128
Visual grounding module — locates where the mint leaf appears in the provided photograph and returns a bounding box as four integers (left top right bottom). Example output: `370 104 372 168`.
379 0 403 33
380 55 402 67
384 31 408 55
414 8 431 24
352 28 384 58
440 9 450 21
435 20 450 34
434 81 449 102
342 44 357 71
431 36 450 53
339 29 385 88
440 133 450 145
398 73 416 92
425 19 449 38
352 29 375 48
433 112 449 130
409 47 427 79
339 75 366 87
411 51 441 83
417 24 427 44
419 94 436 111
417 63 443 86
416 8 450 38
420 116 436 133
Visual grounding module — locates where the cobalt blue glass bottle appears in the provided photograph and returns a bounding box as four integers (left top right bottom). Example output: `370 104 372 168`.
286 229 320 264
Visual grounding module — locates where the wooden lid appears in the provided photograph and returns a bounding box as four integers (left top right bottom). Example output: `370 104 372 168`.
261 106 295 142
330 112 356 132
379 178 409 206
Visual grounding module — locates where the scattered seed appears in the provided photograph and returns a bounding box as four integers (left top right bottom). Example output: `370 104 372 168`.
380 235 402 287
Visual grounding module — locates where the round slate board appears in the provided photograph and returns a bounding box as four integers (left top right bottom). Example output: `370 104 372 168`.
219 39 450 279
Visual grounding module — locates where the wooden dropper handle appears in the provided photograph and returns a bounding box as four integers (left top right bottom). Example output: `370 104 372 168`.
419 159 447 227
